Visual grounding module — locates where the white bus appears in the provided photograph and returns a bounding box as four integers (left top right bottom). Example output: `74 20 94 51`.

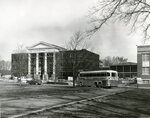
77 70 119 88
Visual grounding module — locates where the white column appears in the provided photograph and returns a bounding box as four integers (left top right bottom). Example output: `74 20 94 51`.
36 53 39 75
43 52 48 81
28 53 31 75
53 51 56 81
44 53 47 74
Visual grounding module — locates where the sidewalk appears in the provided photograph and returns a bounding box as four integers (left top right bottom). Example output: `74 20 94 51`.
118 83 150 89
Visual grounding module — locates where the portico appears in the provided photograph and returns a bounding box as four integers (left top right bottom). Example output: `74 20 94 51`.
27 41 65 81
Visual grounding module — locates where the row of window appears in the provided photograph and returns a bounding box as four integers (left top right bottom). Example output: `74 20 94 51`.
80 72 117 77
80 72 110 77
111 66 137 72
142 80 150 84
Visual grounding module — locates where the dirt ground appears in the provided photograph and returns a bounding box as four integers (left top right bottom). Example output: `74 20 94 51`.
0 80 128 118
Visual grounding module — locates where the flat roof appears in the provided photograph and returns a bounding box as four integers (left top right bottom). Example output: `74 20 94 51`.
137 45 150 47
111 62 137 66
80 70 117 74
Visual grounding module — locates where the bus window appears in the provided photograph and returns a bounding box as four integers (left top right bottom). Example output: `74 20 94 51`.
97 72 110 77
80 72 111 77
112 73 116 77
80 74 85 77
106 72 110 76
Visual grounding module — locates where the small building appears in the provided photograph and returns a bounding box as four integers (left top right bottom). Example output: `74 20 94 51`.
110 62 137 79
11 41 99 82
99 66 110 70
137 45 150 84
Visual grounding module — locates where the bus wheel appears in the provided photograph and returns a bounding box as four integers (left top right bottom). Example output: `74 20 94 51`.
79 82 83 87
94 82 99 88
98 82 102 88
108 86 112 88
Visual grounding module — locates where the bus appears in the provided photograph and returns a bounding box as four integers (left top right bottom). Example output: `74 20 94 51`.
77 70 119 88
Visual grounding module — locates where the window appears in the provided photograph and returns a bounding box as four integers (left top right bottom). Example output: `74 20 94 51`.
112 73 116 77
142 67 149 75
98 72 110 77
142 54 150 67
80 72 110 77
143 80 150 84
142 54 149 61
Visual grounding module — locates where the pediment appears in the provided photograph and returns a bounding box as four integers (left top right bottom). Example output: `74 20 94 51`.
27 41 66 53
32 43 52 49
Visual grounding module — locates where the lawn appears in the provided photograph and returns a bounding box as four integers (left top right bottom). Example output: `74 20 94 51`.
24 88 150 118
0 80 128 118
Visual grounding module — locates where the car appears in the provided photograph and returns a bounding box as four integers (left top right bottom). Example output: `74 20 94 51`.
27 79 42 85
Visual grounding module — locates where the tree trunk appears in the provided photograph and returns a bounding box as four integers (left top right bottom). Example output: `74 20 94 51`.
72 65 75 88
72 59 76 88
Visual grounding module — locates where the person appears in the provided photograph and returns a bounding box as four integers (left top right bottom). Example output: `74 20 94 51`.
134 78 138 88
17 77 22 86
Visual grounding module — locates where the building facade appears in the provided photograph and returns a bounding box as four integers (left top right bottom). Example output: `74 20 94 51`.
11 42 99 82
137 45 150 84
110 62 137 79
99 62 137 79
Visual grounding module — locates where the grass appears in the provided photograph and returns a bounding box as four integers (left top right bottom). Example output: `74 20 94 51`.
24 89 150 118
0 80 128 118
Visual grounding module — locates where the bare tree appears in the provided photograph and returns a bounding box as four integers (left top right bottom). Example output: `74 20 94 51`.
13 44 27 53
65 30 91 87
102 56 128 66
12 44 28 78
89 0 150 42
0 55 11 76
66 31 89 50
0 60 11 71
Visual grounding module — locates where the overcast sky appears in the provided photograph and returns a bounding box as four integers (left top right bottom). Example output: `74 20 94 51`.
0 0 144 62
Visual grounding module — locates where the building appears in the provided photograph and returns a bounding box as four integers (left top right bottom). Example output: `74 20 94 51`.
11 41 99 82
110 62 137 79
99 62 137 79
137 45 150 84
99 66 110 70
58 49 99 80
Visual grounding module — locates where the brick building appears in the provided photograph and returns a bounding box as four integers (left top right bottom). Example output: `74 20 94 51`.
11 41 99 82
137 45 150 84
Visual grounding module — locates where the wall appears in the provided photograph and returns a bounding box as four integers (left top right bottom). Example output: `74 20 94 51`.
57 49 99 80
137 45 150 84
11 53 28 77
